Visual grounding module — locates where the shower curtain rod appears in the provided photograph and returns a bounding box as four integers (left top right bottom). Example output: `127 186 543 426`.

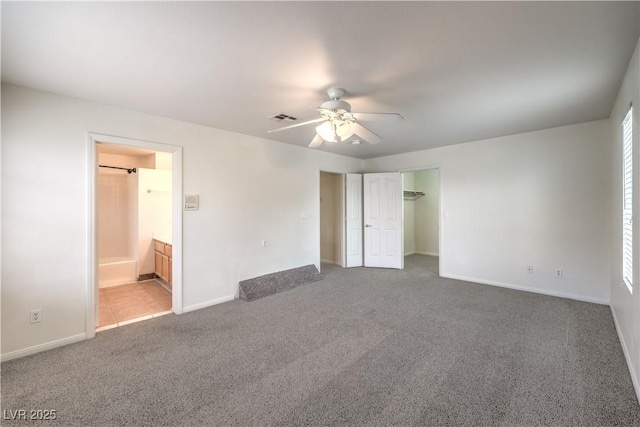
99 165 137 174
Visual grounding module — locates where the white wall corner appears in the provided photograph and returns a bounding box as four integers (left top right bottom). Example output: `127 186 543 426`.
610 305 640 404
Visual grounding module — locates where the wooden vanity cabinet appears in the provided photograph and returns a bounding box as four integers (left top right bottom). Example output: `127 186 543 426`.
153 239 172 286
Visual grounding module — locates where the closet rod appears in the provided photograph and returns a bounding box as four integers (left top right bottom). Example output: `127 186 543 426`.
99 165 137 174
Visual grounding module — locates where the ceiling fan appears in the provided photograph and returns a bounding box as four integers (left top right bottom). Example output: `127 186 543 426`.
267 87 403 148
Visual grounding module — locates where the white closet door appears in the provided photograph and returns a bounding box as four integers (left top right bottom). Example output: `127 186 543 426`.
363 172 403 269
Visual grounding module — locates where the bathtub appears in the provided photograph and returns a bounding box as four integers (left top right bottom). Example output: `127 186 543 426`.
98 257 138 288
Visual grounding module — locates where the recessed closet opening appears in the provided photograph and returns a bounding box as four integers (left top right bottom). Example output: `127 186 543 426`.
402 168 441 273
319 171 345 270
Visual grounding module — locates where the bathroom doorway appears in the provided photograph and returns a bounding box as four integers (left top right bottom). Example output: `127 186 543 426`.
87 134 183 337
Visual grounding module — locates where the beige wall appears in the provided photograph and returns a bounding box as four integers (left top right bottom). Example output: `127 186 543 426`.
155 152 172 170
138 168 172 276
97 170 137 261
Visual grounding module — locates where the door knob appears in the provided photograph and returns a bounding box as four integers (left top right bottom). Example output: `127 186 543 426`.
365 224 372 227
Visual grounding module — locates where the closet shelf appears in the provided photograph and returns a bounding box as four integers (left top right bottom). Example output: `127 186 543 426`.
404 190 425 200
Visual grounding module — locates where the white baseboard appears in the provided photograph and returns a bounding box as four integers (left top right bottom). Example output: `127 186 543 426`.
406 251 439 257
1 333 87 362
440 273 609 305
182 295 235 313
610 306 640 404
320 259 340 265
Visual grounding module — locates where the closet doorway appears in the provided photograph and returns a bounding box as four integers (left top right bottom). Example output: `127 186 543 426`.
319 171 345 269
402 168 441 271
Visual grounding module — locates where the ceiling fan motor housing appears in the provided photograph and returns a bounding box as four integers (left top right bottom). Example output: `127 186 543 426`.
322 87 351 112
327 87 346 99
321 99 351 112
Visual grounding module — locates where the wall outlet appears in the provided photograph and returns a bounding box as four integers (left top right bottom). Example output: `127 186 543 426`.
30 309 42 324
555 269 563 278
262 239 268 248
526 265 534 274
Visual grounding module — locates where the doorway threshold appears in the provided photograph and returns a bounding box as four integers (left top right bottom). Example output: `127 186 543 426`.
96 310 172 332
96 280 172 332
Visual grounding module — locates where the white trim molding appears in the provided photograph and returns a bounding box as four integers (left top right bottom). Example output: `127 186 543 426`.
183 295 236 313
610 306 640 404
441 273 610 305
1 333 87 362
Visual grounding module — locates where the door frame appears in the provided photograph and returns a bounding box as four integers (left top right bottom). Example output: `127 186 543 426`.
398 164 442 274
86 133 183 339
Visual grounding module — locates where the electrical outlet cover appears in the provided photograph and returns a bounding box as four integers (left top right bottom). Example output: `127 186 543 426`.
30 309 42 323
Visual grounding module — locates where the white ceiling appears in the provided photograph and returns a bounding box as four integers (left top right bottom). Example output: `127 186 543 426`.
2 2 639 159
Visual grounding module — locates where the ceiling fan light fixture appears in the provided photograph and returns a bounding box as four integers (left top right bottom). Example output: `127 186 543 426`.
316 121 336 142
335 120 353 139
316 119 354 142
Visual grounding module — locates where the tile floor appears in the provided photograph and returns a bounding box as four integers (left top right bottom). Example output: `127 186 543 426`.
97 280 172 331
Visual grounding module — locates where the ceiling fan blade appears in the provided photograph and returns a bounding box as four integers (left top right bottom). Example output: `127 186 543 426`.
352 122 382 145
308 134 323 148
352 112 403 122
267 117 326 133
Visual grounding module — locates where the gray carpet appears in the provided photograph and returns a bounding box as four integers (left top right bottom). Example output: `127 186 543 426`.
2 255 639 426
239 264 323 301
